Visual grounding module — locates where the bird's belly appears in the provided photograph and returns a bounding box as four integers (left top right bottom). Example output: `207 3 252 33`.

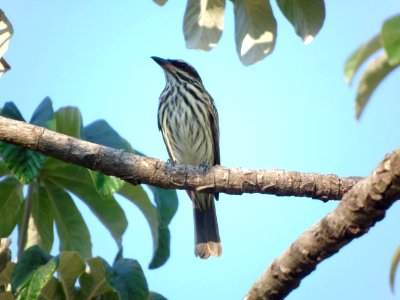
169 114 212 166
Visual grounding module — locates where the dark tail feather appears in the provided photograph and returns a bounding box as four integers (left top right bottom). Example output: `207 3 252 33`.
191 192 222 259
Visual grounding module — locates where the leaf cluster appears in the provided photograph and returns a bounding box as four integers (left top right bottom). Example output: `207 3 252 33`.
0 98 178 269
0 245 166 300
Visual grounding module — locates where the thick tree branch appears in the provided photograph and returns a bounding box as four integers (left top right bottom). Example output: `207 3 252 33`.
245 148 400 300
0 116 359 200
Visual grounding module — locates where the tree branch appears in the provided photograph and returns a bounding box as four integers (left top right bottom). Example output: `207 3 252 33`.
0 116 359 201
245 148 400 300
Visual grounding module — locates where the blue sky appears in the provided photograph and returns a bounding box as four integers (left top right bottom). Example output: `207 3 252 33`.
1 1 400 299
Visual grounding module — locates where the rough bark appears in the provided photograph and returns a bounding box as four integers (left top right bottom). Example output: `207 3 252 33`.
0 116 358 201
245 149 400 300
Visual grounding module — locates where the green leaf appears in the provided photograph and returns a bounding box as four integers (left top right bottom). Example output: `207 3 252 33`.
83 120 128 197
345 34 381 84
390 245 400 292
37 276 63 300
0 102 45 183
57 252 85 299
1 102 25 121
183 0 226 51
24 258 58 300
89 171 124 198
79 257 119 299
234 0 277 65
42 159 127 248
0 160 11 177
11 246 52 294
0 177 23 237
381 15 400 65
277 0 325 43
150 291 168 300
108 253 149 300
118 184 177 269
26 181 54 253
355 54 397 119
83 120 130 151
55 107 83 138
0 142 45 184
42 179 92 259
30 98 56 130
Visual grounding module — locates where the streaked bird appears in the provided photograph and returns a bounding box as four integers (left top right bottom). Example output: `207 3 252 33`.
152 56 221 259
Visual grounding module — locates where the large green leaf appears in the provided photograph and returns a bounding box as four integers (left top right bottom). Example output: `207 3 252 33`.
0 177 23 237
0 10 13 77
234 0 277 65
0 160 10 177
183 0 226 51
11 246 52 294
0 102 47 184
118 183 170 268
42 179 92 259
355 54 396 119
277 0 325 43
381 15 400 65
37 276 63 300
23 258 58 300
30 98 56 131
79 257 119 299
27 182 54 253
57 252 85 299
390 245 400 292
55 107 83 138
345 34 381 84
83 120 130 197
42 158 127 248
107 252 149 300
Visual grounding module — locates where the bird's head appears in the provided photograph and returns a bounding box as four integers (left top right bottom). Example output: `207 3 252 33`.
151 56 203 85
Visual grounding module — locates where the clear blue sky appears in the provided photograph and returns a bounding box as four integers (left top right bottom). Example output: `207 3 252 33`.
1 1 400 299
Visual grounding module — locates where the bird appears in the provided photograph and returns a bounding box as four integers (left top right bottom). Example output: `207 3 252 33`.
152 56 222 259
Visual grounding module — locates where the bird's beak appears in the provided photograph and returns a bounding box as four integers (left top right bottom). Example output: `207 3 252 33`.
151 56 168 68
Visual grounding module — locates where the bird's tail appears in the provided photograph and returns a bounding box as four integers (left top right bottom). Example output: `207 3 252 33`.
190 191 222 259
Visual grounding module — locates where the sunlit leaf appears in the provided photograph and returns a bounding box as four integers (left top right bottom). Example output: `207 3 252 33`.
57 252 85 299
79 257 118 299
42 179 92 259
184 0 225 51
153 0 167 5
234 0 277 65
381 15 400 65
27 182 54 253
24 258 58 299
277 0 325 43
108 252 149 300
344 34 381 84
0 10 13 77
55 107 83 138
355 54 396 119
42 158 127 248
0 177 23 237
